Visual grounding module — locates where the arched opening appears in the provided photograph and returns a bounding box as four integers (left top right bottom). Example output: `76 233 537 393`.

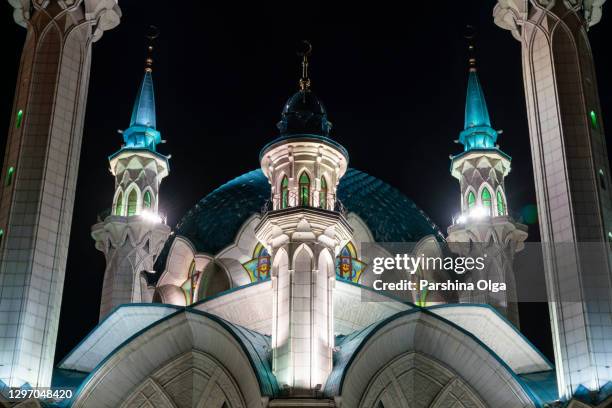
320 176 328 209
299 172 310 206
496 189 506 216
481 187 491 214
281 175 289 209
127 188 138 216
143 190 153 209
5 166 14 187
197 261 231 300
114 191 123 215
467 190 476 209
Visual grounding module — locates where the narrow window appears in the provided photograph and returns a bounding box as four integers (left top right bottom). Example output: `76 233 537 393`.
127 189 138 216
115 191 123 215
608 232 612 251
481 188 492 214
143 190 152 209
299 172 310 206
5 167 14 186
0 228 4 247
281 176 289 209
590 110 598 129
467 191 476 209
15 110 23 129
599 169 606 190
320 176 328 209
497 190 506 215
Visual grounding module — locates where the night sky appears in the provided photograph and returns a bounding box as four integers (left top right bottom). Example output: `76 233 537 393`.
2 1 611 365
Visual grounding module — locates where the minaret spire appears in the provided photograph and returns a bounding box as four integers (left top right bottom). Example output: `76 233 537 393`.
459 27 497 151
298 40 312 91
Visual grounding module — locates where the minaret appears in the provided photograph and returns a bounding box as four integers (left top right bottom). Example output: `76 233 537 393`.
255 43 352 393
0 0 120 388
494 0 612 400
446 37 527 328
91 33 171 320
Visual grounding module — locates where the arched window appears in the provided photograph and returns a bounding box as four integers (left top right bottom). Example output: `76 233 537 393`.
115 191 123 215
181 260 200 305
127 189 138 216
16 110 23 129
242 243 272 282
5 166 15 186
481 188 492 214
143 190 152 209
467 191 476 209
496 190 506 215
281 176 289 209
299 172 310 206
335 242 367 282
320 176 328 209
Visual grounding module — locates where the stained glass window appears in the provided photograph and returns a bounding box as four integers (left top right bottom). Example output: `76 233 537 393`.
115 191 123 215
127 189 138 216
335 242 367 282
467 191 475 208
242 243 271 282
481 188 491 210
320 176 328 209
496 190 505 215
143 190 152 209
5 167 14 186
299 172 310 206
181 260 201 305
281 176 289 209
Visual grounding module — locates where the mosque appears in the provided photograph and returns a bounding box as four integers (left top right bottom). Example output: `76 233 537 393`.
1 1 612 408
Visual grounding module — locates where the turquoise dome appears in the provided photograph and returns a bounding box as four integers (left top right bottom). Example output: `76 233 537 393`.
155 169 443 272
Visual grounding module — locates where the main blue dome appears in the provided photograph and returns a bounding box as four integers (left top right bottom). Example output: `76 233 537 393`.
157 169 443 269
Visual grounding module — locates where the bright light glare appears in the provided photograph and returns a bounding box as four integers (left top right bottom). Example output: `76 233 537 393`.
470 206 488 219
141 210 162 223
456 215 467 224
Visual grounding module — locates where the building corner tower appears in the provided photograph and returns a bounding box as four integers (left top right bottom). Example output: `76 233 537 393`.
91 42 171 320
494 0 612 401
0 0 120 389
446 45 527 328
255 46 353 393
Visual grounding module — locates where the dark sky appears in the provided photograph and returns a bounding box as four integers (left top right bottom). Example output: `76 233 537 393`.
1 1 611 365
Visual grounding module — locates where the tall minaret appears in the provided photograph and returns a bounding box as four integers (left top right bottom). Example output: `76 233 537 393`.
446 37 527 328
255 43 352 393
91 33 171 320
0 0 120 388
494 0 612 400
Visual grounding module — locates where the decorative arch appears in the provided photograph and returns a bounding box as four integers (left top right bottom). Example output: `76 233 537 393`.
320 175 328 209
125 184 141 216
113 188 124 216
71 311 267 408
242 242 271 282
197 261 231 301
332 310 537 408
335 242 367 282
280 174 289 209
465 188 476 211
477 183 494 216
496 187 507 216
298 170 311 207
142 187 155 211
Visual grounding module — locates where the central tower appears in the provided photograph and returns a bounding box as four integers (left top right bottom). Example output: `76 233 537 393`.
255 45 352 392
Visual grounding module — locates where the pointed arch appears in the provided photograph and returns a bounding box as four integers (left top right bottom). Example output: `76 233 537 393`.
114 189 124 216
465 188 476 211
143 188 154 210
298 171 311 207
280 175 289 209
320 175 328 209
125 184 141 216
496 187 506 216
478 183 493 215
